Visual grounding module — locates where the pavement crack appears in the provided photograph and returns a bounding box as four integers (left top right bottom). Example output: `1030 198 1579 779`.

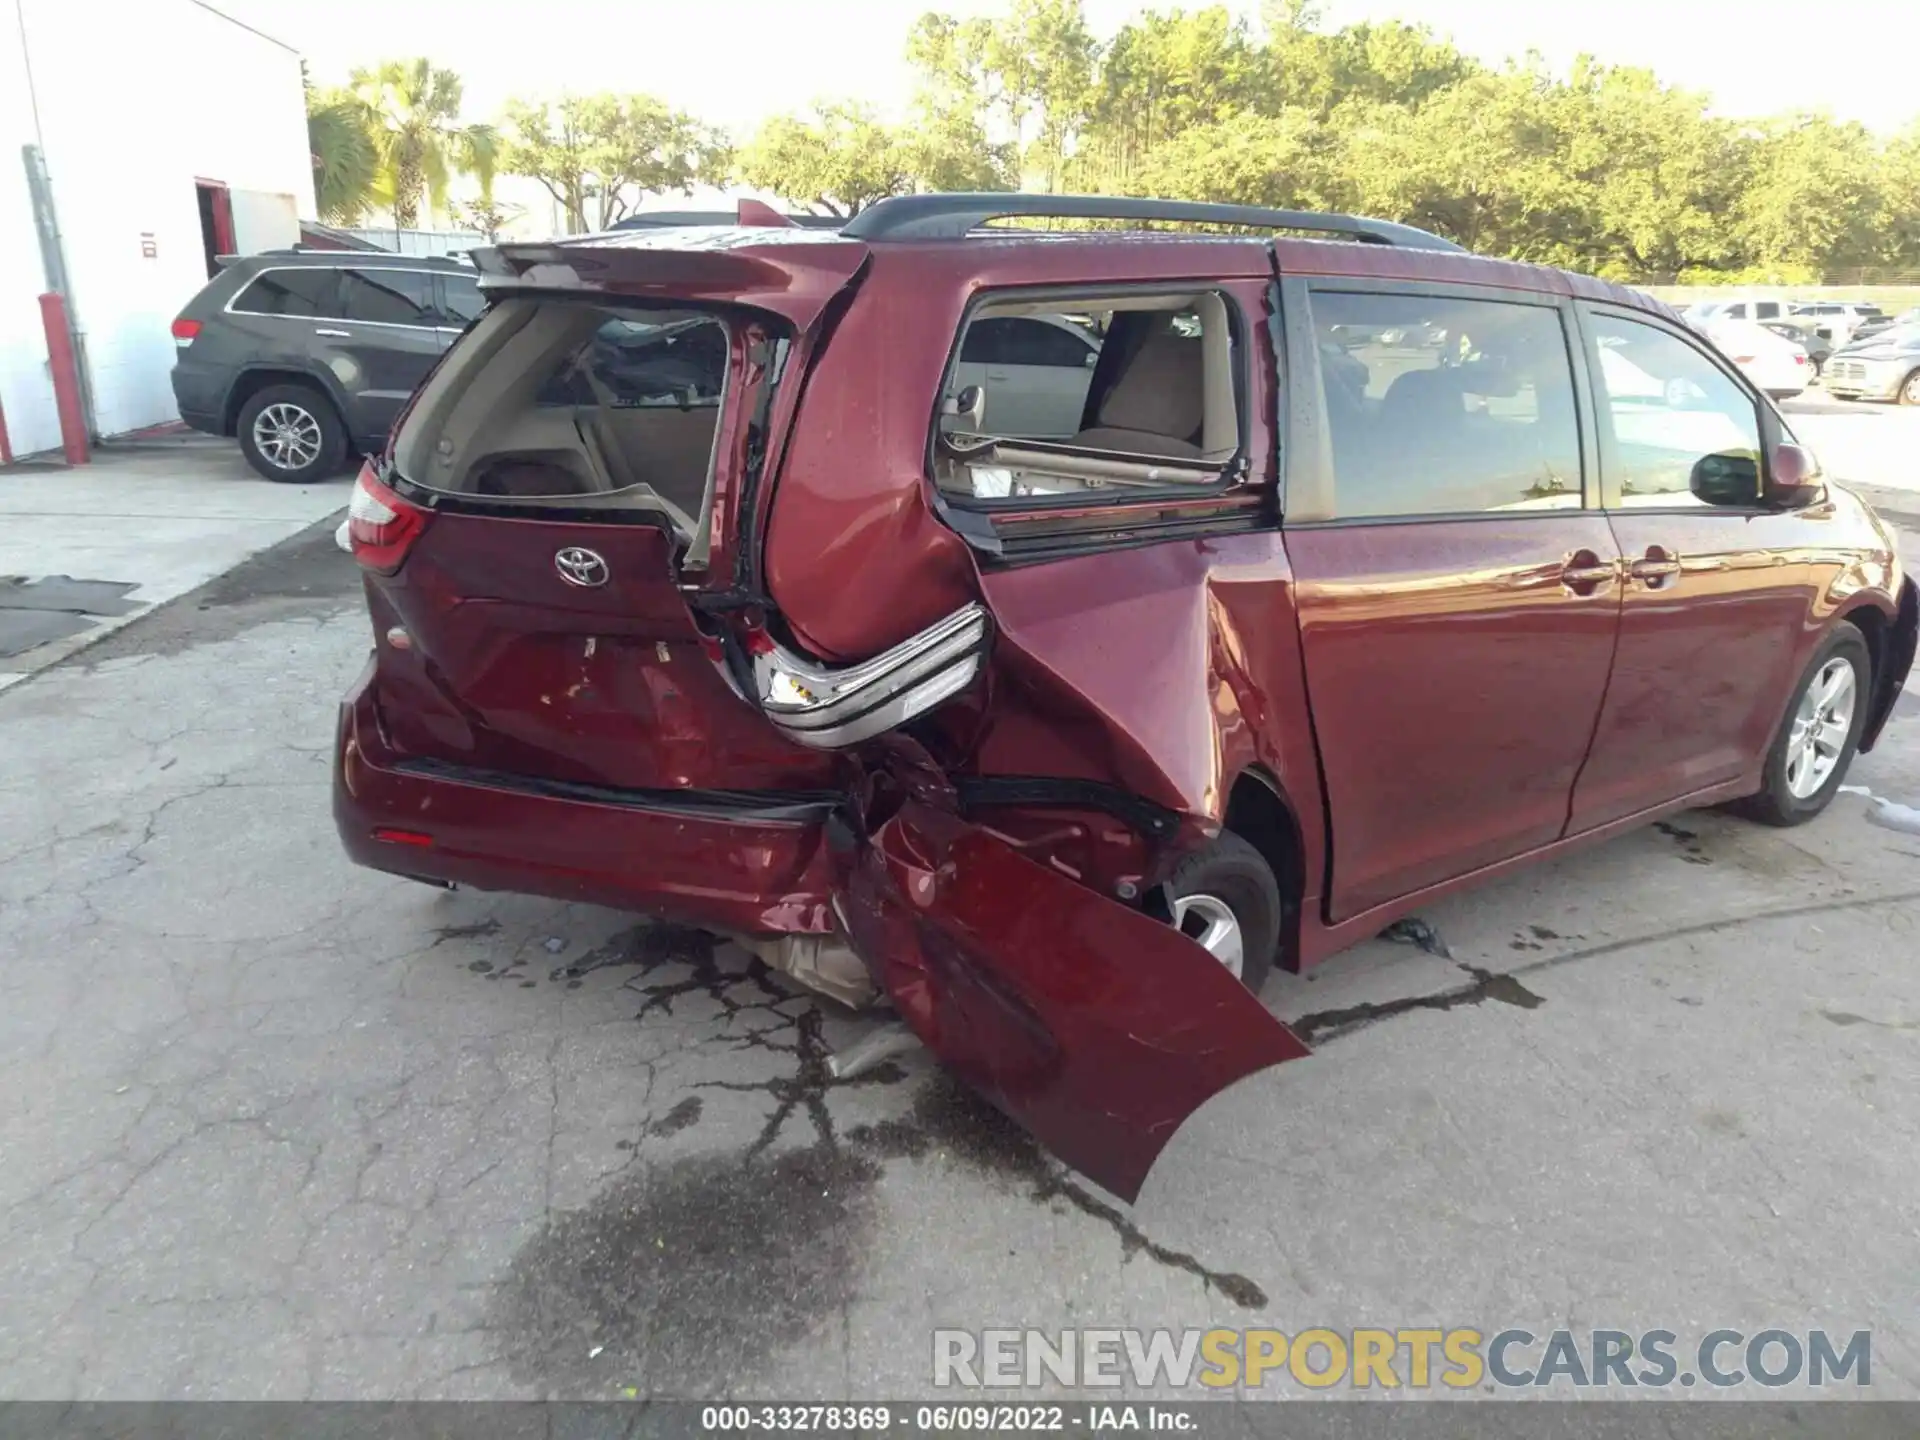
1309 889 1920 1047
848 1075 1268 1311
701 1009 902 1160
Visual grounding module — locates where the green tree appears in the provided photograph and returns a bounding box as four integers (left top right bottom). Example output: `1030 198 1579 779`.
909 0 1097 189
1876 120 1920 270
350 58 499 229
306 85 380 226
1734 115 1884 277
501 94 729 233
1333 65 1587 262
1546 62 1742 280
899 106 1014 193
1074 8 1258 188
1126 108 1336 210
738 101 1007 215
738 103 910 216
452 195 523 242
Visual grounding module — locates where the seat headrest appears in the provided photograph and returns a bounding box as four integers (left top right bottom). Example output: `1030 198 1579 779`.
1095 322 1204 443
1381 367 1466 430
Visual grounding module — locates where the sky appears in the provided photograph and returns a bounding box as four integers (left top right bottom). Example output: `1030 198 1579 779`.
225 0 1920 138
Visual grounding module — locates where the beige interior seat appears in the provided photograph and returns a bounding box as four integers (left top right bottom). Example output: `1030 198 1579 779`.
1069 321 1206 457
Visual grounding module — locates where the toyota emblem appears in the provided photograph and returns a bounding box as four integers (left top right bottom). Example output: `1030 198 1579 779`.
554 547 609 588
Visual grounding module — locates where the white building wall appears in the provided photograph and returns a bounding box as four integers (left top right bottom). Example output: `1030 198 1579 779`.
2 0 315 451
0 21 58 456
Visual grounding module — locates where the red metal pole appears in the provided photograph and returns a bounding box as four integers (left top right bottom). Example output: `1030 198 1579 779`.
38 292 88 466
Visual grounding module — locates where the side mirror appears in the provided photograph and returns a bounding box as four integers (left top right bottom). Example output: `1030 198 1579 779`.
1763 442 1826 509
941 384 985 428
1688 450 1762 507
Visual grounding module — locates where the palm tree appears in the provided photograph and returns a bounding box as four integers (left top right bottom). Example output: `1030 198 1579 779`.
349 58 499 229
307 86 380 225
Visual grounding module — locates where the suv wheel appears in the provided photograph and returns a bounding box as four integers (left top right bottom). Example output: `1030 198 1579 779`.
1733 626 1870 827
236 384 346 483
1150 831 1281 994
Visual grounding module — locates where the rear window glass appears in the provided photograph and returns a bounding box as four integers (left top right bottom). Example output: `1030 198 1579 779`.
534 317 727 408
233 269 339 318
932 290 1242 504
391 301 729 537
1313 290 1583 517
441 273 484 324
339 268 437 327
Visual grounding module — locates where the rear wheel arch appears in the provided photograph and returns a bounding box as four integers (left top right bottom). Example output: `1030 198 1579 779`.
1222 767 1308 974
222 366 346 435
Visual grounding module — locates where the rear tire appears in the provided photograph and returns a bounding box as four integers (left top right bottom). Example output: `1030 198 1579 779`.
1732 626 1871 827
236 383 346 483
1152 831 1281 994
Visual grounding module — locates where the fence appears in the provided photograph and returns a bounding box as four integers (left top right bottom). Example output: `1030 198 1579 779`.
1642 284 1920 312
341 227 486 258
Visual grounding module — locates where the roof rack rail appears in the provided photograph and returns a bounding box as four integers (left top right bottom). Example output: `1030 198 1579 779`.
840 192 1464 252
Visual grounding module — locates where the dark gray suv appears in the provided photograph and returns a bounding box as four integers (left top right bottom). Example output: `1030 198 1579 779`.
169 252 483 482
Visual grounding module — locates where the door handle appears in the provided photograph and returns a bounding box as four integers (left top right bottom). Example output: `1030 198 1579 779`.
314 327 350 338
1561 562 1618 585
1559 550 1618 593
1629 547 1682 587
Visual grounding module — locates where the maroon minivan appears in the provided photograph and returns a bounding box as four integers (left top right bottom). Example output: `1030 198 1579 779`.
335 194 1917 1200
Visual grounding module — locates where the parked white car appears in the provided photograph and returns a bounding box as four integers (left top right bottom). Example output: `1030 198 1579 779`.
1684 299 1886 348
1700 318 1811 400
946 314 1101 438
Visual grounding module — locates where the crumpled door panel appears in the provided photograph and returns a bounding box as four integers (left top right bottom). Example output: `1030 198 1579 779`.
837 799 1310 1202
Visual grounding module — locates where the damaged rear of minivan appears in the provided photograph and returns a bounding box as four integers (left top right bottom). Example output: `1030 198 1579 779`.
332 223 1307 1201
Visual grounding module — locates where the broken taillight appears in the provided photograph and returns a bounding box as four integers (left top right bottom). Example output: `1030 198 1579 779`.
347 464 431 575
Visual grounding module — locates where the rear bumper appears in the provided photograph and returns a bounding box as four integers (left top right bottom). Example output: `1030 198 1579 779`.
169 363 229 434
332 664 840 935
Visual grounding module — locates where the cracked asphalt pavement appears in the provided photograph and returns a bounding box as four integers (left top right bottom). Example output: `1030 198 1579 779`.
3 510 1919 1401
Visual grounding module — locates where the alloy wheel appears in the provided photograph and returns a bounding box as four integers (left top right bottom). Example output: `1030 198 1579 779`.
1903 371 1920 406
251 402 323 471
1169 891 1245 979
1784 656 1857 800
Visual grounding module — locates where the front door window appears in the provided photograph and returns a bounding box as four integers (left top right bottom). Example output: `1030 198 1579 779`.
1588 315 1764 508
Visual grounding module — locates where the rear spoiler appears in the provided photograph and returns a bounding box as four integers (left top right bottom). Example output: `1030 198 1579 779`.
468 217 870 312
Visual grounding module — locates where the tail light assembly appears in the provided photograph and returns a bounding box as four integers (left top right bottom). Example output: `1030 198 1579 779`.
346 464 431 574
750 603 990 748
170 318 201 347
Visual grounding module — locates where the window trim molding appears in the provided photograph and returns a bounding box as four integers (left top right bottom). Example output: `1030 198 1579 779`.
923 280 1256 524
434 271 486 330
1571 300 1781 516
226 264 453 332
1281 275 1597 527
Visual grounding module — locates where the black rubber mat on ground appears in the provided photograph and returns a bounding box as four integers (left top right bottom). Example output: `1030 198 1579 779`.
0 576 142 658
